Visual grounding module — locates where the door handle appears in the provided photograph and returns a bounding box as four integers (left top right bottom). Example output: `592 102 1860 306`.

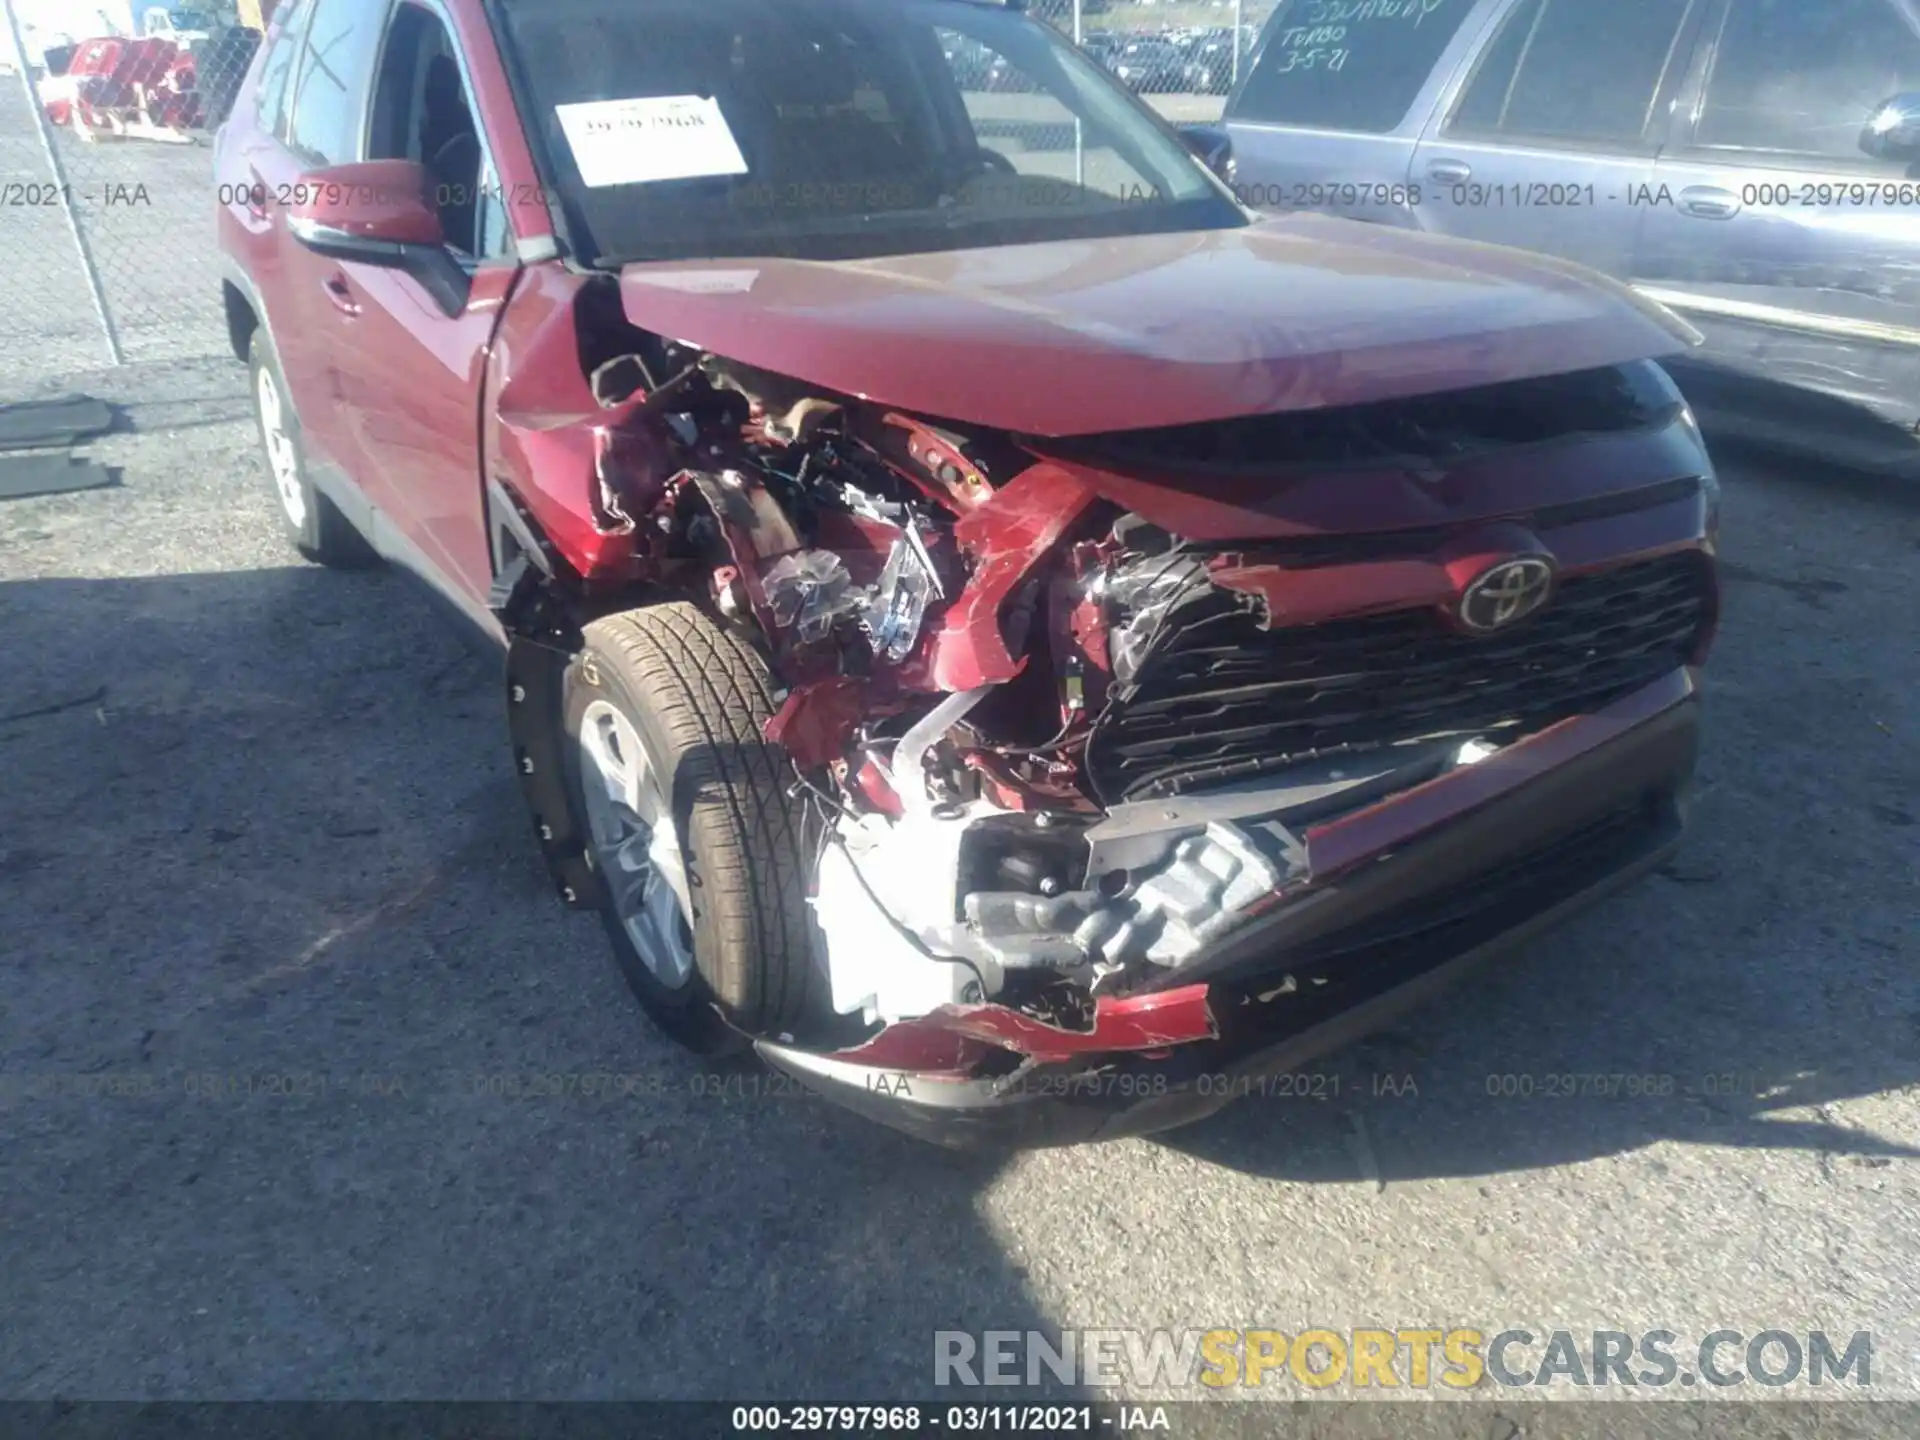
1678 185 1742 220
244 169 269 220
322 273 361 317
1426 159 1473 185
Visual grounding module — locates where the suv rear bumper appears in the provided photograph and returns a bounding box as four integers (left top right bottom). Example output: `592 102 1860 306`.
759 673 1699 1148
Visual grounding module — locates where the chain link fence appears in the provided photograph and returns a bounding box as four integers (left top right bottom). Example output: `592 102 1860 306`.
0 0 260 385
0 0 1275 390
1043 0 1278 120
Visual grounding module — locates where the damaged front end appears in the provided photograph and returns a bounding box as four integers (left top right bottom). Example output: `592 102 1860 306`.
492 271 1718 1146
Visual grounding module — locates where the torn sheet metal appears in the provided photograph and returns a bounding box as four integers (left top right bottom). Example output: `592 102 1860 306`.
830 984 1218 1068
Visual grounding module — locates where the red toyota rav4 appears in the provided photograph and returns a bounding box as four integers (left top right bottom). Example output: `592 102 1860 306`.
216 0 1718 1145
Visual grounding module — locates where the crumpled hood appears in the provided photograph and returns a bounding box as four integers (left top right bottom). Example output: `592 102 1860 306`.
618 213 1700 438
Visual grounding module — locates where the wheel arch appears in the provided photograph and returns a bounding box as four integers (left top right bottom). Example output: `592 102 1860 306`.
488 471 791 922
488 475 680 914
221 280 258 364
217 255 277 367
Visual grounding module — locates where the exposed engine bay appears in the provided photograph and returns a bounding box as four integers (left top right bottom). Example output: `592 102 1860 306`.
490 272 1718 1063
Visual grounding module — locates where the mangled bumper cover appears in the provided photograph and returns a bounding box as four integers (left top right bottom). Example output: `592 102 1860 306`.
758 671 1700 1147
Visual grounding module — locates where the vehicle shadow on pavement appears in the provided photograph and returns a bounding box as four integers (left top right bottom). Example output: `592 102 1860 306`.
0 566 1065 1400
1160 462 1920 1183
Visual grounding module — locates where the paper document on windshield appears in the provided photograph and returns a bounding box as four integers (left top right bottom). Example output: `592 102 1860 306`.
557 95 750 188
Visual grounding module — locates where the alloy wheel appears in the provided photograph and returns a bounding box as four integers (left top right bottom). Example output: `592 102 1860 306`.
576 699 696 988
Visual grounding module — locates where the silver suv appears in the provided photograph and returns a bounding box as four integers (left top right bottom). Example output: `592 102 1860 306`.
1224 0 1920 481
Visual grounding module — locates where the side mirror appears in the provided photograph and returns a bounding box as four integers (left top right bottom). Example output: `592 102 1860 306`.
288 159 470 315
1862 93 1920 163
1177 123 1234 186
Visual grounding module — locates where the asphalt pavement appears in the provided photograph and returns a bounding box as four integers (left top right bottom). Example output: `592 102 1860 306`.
1 353 1917 1429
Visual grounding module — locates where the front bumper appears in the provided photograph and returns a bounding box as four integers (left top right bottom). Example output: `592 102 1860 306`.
759 671 1700 1148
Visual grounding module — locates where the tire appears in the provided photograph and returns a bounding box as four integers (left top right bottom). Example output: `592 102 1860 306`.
563 603 827 1055
248 330 377 568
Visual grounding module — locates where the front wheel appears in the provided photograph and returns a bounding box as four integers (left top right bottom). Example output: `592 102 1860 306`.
562 603 829 1054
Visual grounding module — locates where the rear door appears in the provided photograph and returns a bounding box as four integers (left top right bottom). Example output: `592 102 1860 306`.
273 0 387 475
1633 0 1920 431
1411 0 1710 276
221 0 333 418
1224 0 1494 227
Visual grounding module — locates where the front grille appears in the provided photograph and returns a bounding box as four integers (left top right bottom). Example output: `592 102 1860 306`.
1087 550 1712 802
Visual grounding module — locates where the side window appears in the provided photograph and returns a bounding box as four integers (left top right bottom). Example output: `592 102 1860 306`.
254 0 312 139
1446 0 1693 148
1447 0 1538 134
474 160 514 259
1228 0 1480 135
1695 0 1920 161
285 0 385 165
934 27 1165 201
367 4 498 259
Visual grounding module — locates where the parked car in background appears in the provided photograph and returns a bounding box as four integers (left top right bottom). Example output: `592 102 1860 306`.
218 0 1717 1146
1225 0 1920 481
1178 27 1237 95
944 31 991 86
1108 35 1186 92
142 6 218 49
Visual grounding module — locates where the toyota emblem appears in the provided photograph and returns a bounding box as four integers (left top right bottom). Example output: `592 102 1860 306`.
1458 557 1555 633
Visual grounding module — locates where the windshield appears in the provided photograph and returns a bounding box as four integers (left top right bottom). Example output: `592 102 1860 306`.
490 0 1245 266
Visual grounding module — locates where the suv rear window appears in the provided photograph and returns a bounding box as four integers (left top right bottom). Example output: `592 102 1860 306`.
1228 0 1479 133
